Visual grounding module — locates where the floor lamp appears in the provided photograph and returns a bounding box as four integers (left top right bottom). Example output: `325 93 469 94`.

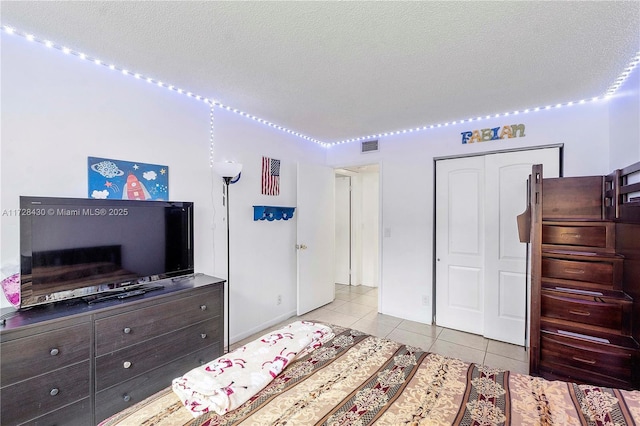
213 161 243 354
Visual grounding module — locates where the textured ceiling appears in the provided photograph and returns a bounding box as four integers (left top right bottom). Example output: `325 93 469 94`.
2 1 639 143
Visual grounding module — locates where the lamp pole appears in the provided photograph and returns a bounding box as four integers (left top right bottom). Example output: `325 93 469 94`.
224 176 231 354
213 160 242 355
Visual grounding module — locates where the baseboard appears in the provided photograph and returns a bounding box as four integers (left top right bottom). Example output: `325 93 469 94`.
231 310 298 344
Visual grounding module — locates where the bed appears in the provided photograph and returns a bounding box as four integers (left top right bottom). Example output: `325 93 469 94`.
99 321 640 425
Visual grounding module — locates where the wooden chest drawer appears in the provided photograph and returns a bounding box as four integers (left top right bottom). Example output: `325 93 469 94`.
542 222 613 249
95 286 222 355
542 256 622 288
95 344 220 422
541 176 604 220
96 319 220 391
541 289 632 334
0 360 90 425
539 331 635 387
0 322 91 386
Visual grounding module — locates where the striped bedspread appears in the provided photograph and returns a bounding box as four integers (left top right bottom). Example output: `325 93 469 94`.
100 325 640 425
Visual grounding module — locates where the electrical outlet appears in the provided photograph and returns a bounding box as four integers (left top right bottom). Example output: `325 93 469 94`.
277 294 282 305
422 295 429 306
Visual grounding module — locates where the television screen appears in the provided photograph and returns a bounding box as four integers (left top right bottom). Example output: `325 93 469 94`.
19 196 194 308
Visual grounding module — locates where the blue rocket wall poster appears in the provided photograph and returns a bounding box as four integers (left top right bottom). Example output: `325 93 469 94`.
88 157 169 201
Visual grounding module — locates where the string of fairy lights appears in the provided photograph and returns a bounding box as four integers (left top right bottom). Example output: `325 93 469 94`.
207 101 216 168
2 24 639 152
332 51 640 146
0 23 325 170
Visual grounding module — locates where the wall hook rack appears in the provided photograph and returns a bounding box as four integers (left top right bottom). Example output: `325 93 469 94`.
253 206 296 221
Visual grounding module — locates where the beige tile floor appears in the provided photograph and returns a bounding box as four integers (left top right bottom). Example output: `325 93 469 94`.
232 284 529 375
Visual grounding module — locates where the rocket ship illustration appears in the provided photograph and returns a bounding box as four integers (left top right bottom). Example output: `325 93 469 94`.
123 173 151 200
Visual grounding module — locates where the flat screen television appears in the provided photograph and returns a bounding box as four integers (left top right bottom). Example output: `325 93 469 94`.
19 196 194 308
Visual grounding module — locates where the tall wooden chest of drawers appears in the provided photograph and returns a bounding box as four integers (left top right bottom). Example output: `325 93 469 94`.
539 221 637 388
0 274 224 425
526 165 640 390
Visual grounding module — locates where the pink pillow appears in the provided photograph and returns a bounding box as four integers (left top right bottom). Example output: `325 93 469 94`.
1 273 20 307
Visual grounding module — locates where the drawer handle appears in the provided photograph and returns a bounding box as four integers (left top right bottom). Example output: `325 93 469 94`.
50 348 59 356
200 333 207 339
564 268 585 275
123 361 132 369
561 232 581 239
123 394 131 402
200 305 207 311
569 310 591 316
572 356 596 365
50 388 59 396
123 327 132 334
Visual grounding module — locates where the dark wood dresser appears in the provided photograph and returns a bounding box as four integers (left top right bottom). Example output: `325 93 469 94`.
0 274 224 425
525 163 640 390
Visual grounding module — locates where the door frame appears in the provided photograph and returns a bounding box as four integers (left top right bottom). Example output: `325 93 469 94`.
432 143 564 325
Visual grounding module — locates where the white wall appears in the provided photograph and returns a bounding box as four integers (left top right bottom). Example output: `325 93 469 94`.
0 33 328 347
609 65 640 170
334 175 351 285
359 170 379 287
2 28 637 336
1 33 211 301
326 101 615 323
212 107 326 342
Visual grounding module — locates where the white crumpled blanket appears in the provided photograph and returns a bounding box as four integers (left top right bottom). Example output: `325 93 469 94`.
172 320 333 417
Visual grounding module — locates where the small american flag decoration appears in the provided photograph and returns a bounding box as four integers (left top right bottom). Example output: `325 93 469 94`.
261 156 280 196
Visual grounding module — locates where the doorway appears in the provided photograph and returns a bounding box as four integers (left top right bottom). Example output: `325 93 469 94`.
435 146 561 346
334 164 380 294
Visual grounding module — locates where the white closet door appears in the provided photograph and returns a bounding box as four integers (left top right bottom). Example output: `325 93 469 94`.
436 147 560 344
483 149 560 345
435 156 486 335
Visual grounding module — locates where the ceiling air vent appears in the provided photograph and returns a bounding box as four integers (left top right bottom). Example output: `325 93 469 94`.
361 139 379 153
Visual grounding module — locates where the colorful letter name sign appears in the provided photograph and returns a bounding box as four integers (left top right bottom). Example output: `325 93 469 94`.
461 124 525 144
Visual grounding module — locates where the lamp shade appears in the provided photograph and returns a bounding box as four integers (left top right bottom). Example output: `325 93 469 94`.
213 161 243 178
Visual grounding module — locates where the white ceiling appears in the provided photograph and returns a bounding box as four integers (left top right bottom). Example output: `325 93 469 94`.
2 1 639 144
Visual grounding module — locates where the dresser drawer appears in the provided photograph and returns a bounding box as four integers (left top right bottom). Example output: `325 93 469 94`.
542 223 611 248
95 286 222 355
18 398 92 426
541 290 632 334
96 319 220 391
0 360 90 425
95 343 220 422
539 331 634 384
542 257 621 287
0 322 91 386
